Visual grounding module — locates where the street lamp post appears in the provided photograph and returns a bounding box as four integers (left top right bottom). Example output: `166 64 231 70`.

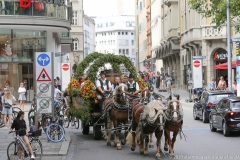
227 0 232 91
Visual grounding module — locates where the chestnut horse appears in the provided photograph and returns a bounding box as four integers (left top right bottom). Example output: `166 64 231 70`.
127 99 166 159
164 95 183 157
103 84 129 150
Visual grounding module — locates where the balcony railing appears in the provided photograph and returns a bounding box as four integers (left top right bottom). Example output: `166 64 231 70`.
202 25 227 40
0 1 67 20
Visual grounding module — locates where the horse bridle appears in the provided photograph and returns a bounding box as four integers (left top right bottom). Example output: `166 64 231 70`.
166 101 182 123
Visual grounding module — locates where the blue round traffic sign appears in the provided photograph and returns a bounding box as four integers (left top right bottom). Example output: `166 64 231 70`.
37 53 50 66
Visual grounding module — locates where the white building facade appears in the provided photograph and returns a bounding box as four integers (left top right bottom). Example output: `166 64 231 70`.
83 15 95 57
95 15 136 66
70 0 84 73
150 0 163 72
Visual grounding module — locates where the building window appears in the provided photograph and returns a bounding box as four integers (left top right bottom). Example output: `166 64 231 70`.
106 23 108 27
113 40 115 45
119 39 129 46
119 49 121 54
122 49 125 55
122 32 124 35
140 2 142 11
126 49 129 55
72 11 78 25
108 40 110 45
131 32 134 35
125 32 128 35
131 40 134 45
73 41 78 51
118 32 120 35
132 49 135 54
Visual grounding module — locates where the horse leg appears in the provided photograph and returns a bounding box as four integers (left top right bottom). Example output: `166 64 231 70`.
155 130 163 159
164 130 169 151
144 135 149 156
131 122 137 151
149 133 154 148
139 134 144 155
106 119 112 146
170 131 178 157
113 121 121 150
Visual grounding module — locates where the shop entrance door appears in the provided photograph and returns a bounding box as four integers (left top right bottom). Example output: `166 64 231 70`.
19 63 34 102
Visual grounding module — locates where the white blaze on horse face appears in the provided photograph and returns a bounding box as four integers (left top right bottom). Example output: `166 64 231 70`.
144 90 147 98
122 85 125 97
173 101 178 121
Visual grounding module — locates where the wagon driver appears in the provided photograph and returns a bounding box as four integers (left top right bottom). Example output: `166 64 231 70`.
127 74 140 97
96 71 112 111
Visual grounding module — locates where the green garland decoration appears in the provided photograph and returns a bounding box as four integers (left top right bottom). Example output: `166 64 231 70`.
69 53 137 122
74 52 103 79
87 54 137 82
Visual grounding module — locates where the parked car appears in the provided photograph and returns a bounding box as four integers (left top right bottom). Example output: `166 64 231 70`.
193 91 235 123
209 97 240 136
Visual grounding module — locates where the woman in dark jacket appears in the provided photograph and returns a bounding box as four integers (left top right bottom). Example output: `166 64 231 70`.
9 111 35 159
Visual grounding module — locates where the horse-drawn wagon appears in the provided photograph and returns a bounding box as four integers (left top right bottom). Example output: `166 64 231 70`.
67 53 139 140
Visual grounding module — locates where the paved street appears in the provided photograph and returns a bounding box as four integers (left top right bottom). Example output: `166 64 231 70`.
63 88 240 160
1 89 240 160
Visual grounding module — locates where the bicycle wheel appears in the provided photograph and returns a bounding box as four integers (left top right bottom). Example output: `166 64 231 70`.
46 123 65 143
30 138 43 160
7 141 25 160
42 114 52 133
64 115 70 128
29 116 35 127
74 117 79 129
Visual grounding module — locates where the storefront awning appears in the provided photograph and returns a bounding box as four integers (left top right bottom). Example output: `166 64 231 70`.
214 60 237 70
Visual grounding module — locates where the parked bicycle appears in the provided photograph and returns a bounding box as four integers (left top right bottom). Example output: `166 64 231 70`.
7 128 43 160
45 116 66 143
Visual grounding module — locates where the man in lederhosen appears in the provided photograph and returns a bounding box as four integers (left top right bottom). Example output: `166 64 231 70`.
127 74 140 96
96 71 112 112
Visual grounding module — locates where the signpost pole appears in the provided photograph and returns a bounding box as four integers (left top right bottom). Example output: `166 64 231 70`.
227 0 232 91
52 52 55 119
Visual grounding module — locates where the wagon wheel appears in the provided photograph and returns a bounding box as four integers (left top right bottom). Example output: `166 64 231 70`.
81 121 89 135
93 125 102 140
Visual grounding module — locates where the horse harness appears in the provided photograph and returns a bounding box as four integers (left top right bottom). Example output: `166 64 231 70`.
165 100 183 124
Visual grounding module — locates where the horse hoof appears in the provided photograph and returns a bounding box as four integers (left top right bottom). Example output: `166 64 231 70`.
139 149 144 155
169 153 175 157
131 147 135 151
156 153 161 159
144 153 149 157
121 140 126 145
116 143 122 150
107 142 111 146
149 144 154 148
164 147 168 151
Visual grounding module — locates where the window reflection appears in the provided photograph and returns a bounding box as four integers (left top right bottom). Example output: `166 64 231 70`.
0 1 14 15
0 29 12 62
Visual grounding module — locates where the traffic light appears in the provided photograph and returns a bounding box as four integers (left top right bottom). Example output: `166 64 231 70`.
236 45 239 55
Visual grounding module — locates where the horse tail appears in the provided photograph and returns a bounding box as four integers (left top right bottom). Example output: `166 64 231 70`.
126 132 133 144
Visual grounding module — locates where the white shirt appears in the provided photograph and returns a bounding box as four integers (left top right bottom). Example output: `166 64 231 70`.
96 78 112 91
54 88 61 99
166 77 172 85
127 81 140 91
18 87 26 95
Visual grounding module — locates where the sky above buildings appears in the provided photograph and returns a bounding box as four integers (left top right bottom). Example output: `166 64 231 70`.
83 0 134 17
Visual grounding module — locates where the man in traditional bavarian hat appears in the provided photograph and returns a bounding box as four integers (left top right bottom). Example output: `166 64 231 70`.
127 73 140 96
96 71 112 111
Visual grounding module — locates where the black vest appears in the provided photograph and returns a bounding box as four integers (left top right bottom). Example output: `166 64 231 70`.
97 79 109 95
127 82 136 92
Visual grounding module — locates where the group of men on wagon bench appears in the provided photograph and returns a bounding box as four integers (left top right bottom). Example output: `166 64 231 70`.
96 71 141 111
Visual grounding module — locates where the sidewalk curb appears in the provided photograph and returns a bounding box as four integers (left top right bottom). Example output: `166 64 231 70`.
42 134 71 156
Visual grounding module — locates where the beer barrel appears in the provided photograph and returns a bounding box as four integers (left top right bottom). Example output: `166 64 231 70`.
105 69 120 84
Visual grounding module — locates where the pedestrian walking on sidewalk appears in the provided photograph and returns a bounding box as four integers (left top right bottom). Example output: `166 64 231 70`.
166 74 172 94
2 88 16 126
18 82 26 111
155 71 161 89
